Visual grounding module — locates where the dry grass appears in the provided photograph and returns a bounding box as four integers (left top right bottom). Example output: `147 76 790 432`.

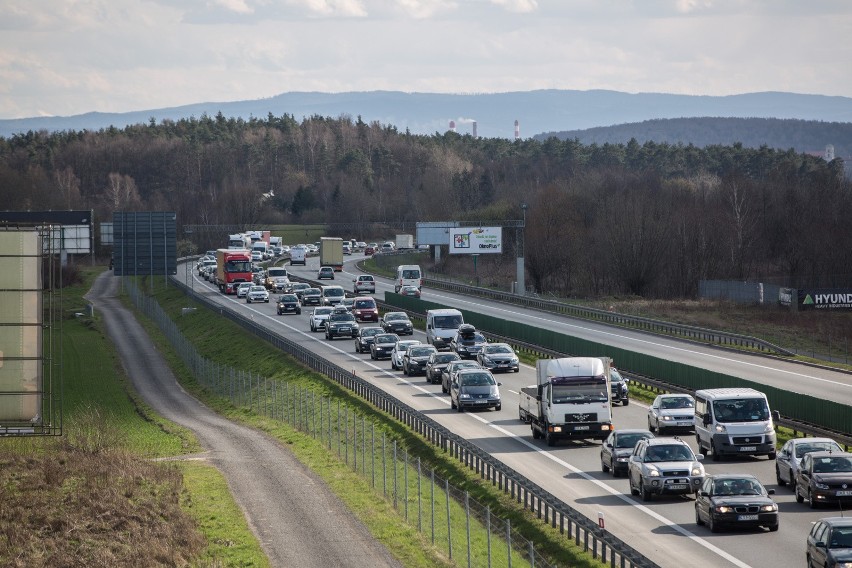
0 409 206 568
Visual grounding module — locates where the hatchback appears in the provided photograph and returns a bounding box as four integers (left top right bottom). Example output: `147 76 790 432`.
317 266 335 280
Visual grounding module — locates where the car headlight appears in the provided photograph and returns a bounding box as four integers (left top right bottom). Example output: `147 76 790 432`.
616 457 629 462
646 467 660 477
763 423 774 433
814 481 830 490
715 506 734 514
760 504 778 512
662 416 673 421
692 466 704 476
482 356 493 364
510 357 518 364
459 393 471 399
714 424 727 433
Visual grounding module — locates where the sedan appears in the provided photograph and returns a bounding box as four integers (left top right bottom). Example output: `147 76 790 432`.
290 282 311 299
390 340 421 370
647 393 695 434
381 312 414 335
236 282 252 298
441 360 482 394
370 333 399 360
354 327 383 354
317 266 335 280
476 343 519 373
399 285 421 298
301 288 322 306
795 451 852 509
776 437 844 488
695 474 778 533
276 294 301 315
308 307 333 332
425 352 461 385
807 517 852 568
600 429 654 477
403 345 438 376
246 285 270 303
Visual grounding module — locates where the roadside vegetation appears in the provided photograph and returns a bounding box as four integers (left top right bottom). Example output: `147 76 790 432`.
0 266 268 568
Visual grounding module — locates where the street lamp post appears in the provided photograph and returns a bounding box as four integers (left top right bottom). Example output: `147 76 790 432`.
184 227 194 293
517 203 527 296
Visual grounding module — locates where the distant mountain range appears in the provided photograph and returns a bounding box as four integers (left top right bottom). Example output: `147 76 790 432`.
2 89 852 146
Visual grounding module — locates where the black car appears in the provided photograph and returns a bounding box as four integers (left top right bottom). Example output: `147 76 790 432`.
403 345 438 376
425 352 461 384
380 312 414 335
325 312 359 340
600 429 653 477
301 288 322 306
450 324 487 359
354 327 383 354
795 451 852 509
290 282 311 299
276 294 301 315
695 474 779 533
807 517 852 568
610 367 629 406
370 333 399 360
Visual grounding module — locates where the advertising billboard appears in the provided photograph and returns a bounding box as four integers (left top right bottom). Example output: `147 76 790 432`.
449 227 502 254
797 288 852 311
0 230 42 423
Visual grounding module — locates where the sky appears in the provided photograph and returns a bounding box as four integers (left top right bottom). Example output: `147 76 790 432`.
1 0 851 120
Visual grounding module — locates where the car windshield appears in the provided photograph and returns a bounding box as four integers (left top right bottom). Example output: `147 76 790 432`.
795 441 843 458
813 456 852 473
458 333 485 343
268 268 287 277
451 362 479 372
385 313 408 322
359 276 372 281
829 526 852 548
714 478 762 496
324 288 344 297
250 286 265 292
712 398 769 423
551 383 608 404
410 347 434 357
238 283 251 289
433 315 463 329
460 372 496 387
330 314 354 322
354 300 375 308
402 270 420 279
304 289 320 295
361 328 382 337
661 397 694 409
315 308 332 315
485 345 513 354
434 354 459 363
375 334 398 344
615 433 649 449
396 343 417 353
644 445 694 462
279 295 297 302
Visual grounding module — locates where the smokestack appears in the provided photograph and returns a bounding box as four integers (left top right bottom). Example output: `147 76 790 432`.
514 119 520 140
472 121 477 139
449 120 456 132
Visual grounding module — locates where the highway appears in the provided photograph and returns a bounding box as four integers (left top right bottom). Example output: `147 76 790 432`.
175 252 850 568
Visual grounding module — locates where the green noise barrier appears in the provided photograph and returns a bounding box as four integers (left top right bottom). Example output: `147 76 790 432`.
384 293 851 435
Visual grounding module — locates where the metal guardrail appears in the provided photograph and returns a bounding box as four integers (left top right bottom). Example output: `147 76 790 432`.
165 271 660 568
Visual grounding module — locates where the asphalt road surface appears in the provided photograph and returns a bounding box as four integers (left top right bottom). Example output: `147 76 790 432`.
87 271 402 568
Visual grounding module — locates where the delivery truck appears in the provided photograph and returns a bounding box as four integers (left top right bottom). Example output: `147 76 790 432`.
518 357 614 446
395 234 414 250
320 237 344 271
215 249 253 294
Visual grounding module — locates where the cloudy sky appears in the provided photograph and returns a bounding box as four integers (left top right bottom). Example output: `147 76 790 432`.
1 0 850 119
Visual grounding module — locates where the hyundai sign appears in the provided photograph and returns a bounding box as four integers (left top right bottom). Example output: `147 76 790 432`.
449 227 502 254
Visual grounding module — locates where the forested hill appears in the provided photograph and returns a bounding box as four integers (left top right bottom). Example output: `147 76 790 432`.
536 117 852 158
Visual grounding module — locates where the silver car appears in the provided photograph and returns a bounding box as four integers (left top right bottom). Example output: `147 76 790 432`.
449 368 501 412
627 437 705 501
246 285 269 303
308 307 333 332
236 282 252 298
390 339 421 370
647 394 695 434
775 437 843 488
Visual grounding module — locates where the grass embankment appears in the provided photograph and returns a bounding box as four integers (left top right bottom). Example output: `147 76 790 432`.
132 279 606 568
0 266 268 568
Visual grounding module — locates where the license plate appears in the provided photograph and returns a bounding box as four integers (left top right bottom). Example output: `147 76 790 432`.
340 327 350 332
677 421 691 426
499 363 508 367
667 484 688 490
739 446 757 452
475 400 487 404
837 490 852 496
574 425 590 430
737 514 758 521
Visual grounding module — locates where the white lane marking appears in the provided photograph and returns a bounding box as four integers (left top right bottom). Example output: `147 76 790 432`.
200 282 750 568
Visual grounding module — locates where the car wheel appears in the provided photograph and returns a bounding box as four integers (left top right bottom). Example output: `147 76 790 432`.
402 365 408 376
545 429 556 447
775 465 785 486
629 474 639 496
795 484 805 503
708 512 719 533
768 451 777 460
695 504 704 526
711 441 721 462
809 489 819 509
622 398 629 406
457 401 464 413
441 381 448 394
370 351 375 360
640 480 652 502
495 404 501 411
648 418 655 433
450 397 456 409
769 522 779 532
601 456 610 473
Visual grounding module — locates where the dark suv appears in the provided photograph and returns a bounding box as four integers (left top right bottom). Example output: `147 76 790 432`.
403 345 438 377
610 367 629 406
325 312 359 340
354 327 383 354
425 352 461 384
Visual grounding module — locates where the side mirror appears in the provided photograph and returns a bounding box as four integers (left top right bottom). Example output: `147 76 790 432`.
695 454 704 461
497 382 503 386
767 489 775 495
697 490 706 497
606 442 613 448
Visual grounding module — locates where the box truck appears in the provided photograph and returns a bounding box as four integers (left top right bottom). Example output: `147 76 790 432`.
215 249 253 294
320 237 344 271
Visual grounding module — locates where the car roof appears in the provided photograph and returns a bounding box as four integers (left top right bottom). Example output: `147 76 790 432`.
807 451 852 458
790 437 839 445
614 429 654 436
659 393 693 398
397 340 420 346
819 517 852 526
644 437 690 446
706 473 760 481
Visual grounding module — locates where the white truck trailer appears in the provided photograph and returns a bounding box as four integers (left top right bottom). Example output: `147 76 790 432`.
518 357 614 446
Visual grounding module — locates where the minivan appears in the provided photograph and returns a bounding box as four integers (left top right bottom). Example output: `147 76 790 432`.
694 388 776 461
395 264 422 293
426 308 464 350
320 285 346 306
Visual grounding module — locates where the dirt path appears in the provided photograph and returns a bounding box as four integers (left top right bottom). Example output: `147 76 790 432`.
86 272 402 568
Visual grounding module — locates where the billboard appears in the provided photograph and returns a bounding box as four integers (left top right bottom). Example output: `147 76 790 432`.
0 230 42 423
449 227 502 254
0 210 93 254
797 288 852 311
113 212 177 276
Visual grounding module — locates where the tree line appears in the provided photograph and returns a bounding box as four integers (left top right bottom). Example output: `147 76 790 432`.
0 112 848 298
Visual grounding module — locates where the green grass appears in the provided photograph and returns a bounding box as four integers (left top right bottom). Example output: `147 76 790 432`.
132 278 607 568
1 265 268 568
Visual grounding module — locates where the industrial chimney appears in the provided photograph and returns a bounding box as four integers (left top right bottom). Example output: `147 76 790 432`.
449 120 456 132
472 121 477 139
514 119 520 140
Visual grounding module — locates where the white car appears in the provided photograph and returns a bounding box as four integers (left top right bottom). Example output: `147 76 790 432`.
647 394 696 434
251 251 263 262
246 285 269 303
390 339 421 370
236 282 252 298
775 437 844 487
309 307 334 332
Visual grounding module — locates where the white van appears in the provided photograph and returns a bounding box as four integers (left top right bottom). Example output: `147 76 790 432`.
694 388 776 461
290 247 306 265
425 308 464 350
395 264 422 293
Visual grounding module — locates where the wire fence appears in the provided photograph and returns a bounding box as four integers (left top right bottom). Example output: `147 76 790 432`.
126 277 658 568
